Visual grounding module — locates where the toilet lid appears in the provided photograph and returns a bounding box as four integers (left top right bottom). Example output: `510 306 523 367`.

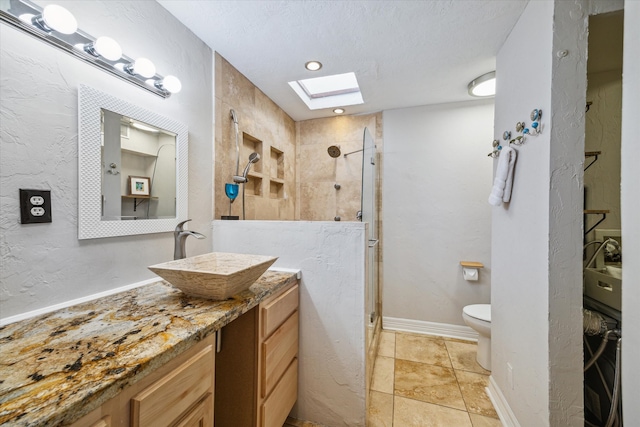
463 304 491 322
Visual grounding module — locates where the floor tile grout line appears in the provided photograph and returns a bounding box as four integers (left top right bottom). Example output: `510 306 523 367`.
379 330 501 426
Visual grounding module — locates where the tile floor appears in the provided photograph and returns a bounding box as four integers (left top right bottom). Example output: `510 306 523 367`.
368 330 502 427
284 330 502 427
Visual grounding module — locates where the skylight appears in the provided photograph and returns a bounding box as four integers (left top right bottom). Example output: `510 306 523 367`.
289 72 364 110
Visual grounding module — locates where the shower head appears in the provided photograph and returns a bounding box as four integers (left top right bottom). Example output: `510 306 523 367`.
233 152 261 183
230 109 238 124
248 152 260 164
328 145 341 158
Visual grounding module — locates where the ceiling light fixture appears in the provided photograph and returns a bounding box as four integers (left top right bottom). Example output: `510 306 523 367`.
305 61 322 71
0 0 180 98
131 122 160 133
468 71 496 97
333 108 345 114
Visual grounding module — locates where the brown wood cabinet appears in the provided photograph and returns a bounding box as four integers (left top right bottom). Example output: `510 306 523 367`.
215 282 299 427
70 333 216 427
70 282 298 427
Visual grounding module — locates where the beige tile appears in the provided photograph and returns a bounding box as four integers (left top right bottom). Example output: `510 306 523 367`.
455 370 499 418
445 340 491 375
371 356 395 394
393 396 473 427
470 413 504 427
396 333 452 368
378 331 395 358
368 391 393 427
395 359 466 411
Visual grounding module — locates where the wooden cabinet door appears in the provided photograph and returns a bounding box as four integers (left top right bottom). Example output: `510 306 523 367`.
174 393 213 427
131 345 214 427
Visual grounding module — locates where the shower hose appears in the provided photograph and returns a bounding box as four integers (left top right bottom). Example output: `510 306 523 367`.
583 308 622 427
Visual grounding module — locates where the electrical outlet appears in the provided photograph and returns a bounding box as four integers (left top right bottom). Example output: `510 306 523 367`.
20 189 52 224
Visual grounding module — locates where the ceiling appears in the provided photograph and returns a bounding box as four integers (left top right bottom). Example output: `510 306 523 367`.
158 0 528 122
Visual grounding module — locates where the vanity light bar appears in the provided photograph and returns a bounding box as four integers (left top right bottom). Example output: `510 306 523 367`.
0 0 180 98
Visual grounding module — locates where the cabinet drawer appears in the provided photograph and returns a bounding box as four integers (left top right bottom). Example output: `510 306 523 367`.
261 311 298 397
131 345 214 427
261 358 298 427
261 284 299 338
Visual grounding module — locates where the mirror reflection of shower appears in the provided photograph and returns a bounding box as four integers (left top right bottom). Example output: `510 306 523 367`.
146 143 175 219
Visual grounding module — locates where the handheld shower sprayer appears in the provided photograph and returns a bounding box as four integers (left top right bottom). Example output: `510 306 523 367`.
233 152 260 183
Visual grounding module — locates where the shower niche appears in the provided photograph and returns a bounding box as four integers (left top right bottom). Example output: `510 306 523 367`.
242 133 263 197
270 147 285 199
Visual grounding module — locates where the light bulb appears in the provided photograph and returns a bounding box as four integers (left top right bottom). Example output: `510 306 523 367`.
470 79 496 97
34 4 78 34
125 58 156 78
305 61 322 71
84 37 122 61
156 75 182 94
468 71 496 97
90 37 122 61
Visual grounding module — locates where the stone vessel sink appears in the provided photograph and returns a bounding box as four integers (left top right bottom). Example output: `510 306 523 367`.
148 252 278 300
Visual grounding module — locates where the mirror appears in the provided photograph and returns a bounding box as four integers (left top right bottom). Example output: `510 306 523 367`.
101 110 177 221
78 85 188 239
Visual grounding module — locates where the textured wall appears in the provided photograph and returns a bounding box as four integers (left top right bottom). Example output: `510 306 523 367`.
584 70 622 235
0 1 213 319
382 100 494 327
296 113 382 222
491 1 554 425
212 220 367 427
214 54 296 220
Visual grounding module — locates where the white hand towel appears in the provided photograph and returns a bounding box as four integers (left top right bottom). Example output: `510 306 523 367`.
488 145 517 206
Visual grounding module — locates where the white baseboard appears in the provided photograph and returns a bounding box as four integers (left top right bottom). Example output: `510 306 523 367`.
382 316 478 341
487 375 521 427
0 278 159 327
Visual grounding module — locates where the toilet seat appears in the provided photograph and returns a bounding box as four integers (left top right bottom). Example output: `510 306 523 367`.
463 304 491 322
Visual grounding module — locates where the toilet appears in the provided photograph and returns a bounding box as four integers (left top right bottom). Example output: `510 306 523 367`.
462 304 491 370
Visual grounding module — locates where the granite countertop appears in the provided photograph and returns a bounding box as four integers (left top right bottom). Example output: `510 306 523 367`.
0 270 297 426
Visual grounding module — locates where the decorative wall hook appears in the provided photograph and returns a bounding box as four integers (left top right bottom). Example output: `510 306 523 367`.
489 108 543 158
488 139 501 157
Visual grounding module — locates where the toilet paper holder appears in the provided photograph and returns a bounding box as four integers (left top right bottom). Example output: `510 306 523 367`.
460 261 484 281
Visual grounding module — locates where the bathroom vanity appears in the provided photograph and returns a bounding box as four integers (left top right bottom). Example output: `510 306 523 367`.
0 271 298 427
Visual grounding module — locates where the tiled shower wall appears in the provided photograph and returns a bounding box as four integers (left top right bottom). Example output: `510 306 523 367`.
215 53 383 230
295 113 382 222
215 56 384 329
214 53 297 220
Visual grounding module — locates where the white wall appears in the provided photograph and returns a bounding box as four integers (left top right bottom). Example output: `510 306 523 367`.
491 1 554 426
0 1 213 319
382 100 494 330
621 1 640 422
212 220 367 427
492 1 630 425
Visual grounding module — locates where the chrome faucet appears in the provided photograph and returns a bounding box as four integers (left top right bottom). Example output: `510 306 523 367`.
174 219 205 260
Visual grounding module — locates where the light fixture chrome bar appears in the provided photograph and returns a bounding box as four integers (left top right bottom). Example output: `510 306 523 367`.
0 0 172 98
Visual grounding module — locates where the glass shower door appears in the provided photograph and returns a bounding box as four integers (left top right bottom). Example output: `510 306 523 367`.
361 127 378 327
